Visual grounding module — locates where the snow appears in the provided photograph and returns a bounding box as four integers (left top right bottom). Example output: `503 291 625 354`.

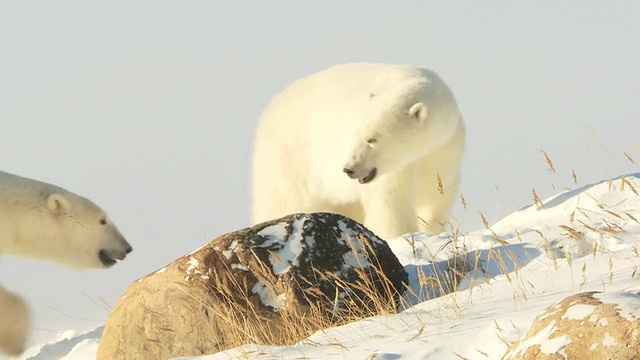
602 332 617 347
257 219 306 275
184 256 206 281
251 281 285 310
15 173 640 360
505 321 571 357
562 304 595 321
15 328 102 360
250 219 307 309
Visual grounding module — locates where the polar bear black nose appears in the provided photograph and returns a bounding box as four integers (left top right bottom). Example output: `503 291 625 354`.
343 168 355 178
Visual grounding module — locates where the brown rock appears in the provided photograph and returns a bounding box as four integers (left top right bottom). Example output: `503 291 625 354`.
503 291 640 360
97 213 407 360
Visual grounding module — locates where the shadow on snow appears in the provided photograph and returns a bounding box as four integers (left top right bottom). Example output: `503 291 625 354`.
401 243 540 308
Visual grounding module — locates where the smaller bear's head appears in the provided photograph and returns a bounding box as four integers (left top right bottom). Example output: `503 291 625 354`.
40 191 133 269
10 189 134 270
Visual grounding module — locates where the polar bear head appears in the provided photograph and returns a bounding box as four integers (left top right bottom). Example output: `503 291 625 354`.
0 185 132 270
343 84 461 184
39 191 133 269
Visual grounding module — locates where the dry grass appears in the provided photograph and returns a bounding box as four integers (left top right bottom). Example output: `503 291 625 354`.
189 225 484 356
195 233 408 353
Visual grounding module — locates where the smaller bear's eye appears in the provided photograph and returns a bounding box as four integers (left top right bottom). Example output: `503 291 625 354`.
366 138 377 145
100 218 107 225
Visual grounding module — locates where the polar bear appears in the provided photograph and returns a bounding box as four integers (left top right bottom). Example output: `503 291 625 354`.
0 170 132 354
252 63 465 239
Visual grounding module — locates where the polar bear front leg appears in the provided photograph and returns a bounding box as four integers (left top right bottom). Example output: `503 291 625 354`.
360 168 419 239
0 285 30 356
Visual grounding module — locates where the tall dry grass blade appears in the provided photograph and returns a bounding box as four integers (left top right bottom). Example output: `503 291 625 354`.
580 263 587 288
625 212 640 224
624 151 637 165
588 126 603 145
621 177 639 196
603 209 622 219
603 168 613 190
479 211 509 246
540 149 556 173
577 208 591 220
80 292 112 312
609 257 614 283
476 349 490 358
437 174 444 195
532 188 544 208
493 319 503 333
558 225 581 239
410 324 425 341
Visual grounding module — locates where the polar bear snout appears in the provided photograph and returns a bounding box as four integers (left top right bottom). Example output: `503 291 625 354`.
98 236 132 268
343 166 377 184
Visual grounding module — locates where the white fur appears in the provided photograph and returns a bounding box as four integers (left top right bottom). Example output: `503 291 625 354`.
0 170 131 269
252 63 465 239
0 170 132 354
0 287 29 356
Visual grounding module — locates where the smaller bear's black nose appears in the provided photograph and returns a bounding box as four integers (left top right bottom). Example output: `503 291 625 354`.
343 168 355 177
125 245 133 254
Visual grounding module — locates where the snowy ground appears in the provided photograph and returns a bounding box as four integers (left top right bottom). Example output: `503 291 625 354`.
14 173 640 359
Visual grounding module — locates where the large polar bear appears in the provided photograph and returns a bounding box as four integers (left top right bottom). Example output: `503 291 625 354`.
0 170 132 355
252 63 465 239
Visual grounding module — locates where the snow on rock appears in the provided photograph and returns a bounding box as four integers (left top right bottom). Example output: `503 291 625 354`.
561 303 596 320
256 218 306 276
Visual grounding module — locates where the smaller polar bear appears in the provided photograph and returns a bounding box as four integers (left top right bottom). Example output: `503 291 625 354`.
252 63 465 239
0 170 132 355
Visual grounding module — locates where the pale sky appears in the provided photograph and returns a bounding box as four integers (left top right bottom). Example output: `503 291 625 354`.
1 0 639 347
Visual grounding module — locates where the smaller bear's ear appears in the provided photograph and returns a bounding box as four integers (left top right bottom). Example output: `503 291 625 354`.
47 193 71 214
408 102 428 121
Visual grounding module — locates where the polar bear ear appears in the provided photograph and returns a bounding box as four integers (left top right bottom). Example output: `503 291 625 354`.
47 193 71 214
408 102 428 121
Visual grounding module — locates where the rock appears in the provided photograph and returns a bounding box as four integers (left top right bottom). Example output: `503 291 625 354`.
502 291 640 360
97 213 407 360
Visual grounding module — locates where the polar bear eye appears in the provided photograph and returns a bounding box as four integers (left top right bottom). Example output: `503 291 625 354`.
366 138 378 146
99 218 107 225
